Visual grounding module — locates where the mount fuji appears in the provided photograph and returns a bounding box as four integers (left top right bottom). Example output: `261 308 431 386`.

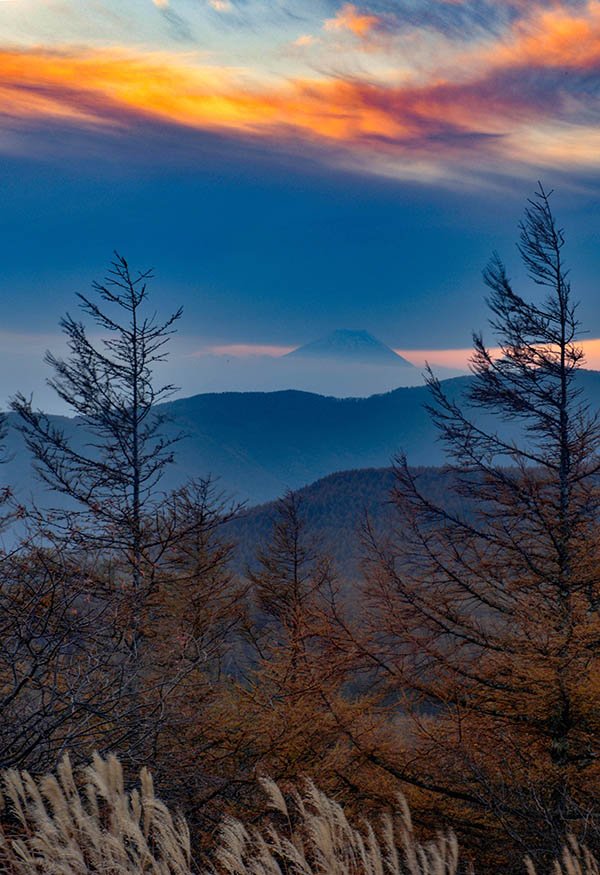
286 329 414 366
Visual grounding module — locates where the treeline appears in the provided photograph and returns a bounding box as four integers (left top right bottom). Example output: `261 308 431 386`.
1 185 600 873
225 465 472 579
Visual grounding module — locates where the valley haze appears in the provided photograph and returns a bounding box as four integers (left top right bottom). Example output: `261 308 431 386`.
6 369 600 508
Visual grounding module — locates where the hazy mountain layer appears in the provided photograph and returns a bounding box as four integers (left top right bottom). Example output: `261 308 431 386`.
4 370 600 507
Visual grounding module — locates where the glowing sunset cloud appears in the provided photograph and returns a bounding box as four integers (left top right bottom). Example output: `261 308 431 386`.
397 347 496 371
191 339 600 373
580 339 600 370
202 344 295 357
485 1 600 71
323 3 380 38
0 47 486 163
1 1 600 182
398 339 600 372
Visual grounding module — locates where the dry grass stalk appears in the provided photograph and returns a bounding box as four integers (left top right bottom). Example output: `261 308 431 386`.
0 754 598 875
214 777 459 875
526 836 600 875
0 752 192 874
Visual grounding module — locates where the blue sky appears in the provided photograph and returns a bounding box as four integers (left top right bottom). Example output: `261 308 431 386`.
1 1 600 407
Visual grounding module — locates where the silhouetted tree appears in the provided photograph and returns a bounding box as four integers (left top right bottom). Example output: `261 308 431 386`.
355 185 600 865
12 254 183 635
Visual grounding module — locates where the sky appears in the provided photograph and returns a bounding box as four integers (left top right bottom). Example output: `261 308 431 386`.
1 0 600 408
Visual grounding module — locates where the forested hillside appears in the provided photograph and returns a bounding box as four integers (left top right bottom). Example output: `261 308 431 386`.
225 465 467 579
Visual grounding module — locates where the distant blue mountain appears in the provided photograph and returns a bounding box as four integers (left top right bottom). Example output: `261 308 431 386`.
286 329 413 366
3 370 600 507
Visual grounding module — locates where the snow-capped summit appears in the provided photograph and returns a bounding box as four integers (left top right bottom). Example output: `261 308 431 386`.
286 329 413 366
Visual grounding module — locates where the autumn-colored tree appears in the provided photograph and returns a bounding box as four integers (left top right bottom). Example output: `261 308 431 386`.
96 477 246 838
4 256 256 807
348 186 600 865
9 254 189 763
0 480 244 789
0 538 141 770
189 491 386 838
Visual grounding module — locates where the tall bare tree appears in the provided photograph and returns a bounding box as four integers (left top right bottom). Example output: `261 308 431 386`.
352 185 600 865
12 253 182 621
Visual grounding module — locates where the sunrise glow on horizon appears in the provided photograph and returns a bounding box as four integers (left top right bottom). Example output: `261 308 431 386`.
197 338 600 374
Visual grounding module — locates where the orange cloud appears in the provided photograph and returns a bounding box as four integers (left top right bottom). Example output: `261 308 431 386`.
480 0 600 71
398 339 600 372
1 10 600 183
396 348 473 370
0 48 291 134
0 47 466 147
293 34 318 48
323 3 380 38
580 338 600 370
199 339 600 370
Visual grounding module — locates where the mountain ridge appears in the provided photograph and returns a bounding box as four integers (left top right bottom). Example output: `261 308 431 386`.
224 465 471 581
3 370 600 506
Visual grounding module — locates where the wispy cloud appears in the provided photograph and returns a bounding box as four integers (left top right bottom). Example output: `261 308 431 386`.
154 6 195 43
199 343 294 357
2 1 600 183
